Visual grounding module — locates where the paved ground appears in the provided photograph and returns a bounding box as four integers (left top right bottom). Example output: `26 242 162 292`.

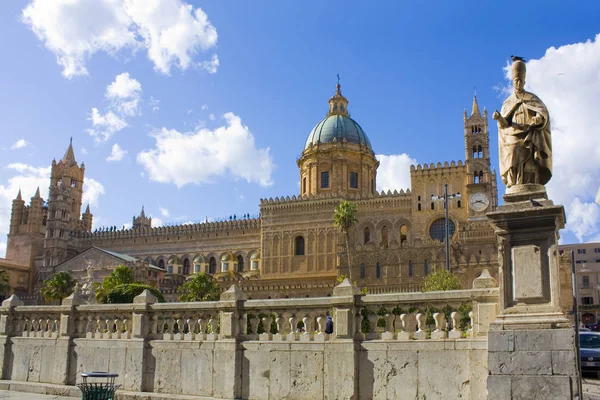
0 379 597 399
0 391 76 399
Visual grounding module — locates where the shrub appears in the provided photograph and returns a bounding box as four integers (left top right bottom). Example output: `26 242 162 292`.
102 283 165 304
422 269 462 292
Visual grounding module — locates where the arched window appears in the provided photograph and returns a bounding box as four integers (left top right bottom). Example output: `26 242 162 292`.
295 236 305 256
167 265 173 274
474 172 479 184
479 171 484 182
477 145 483 158
417 203 421 211
376 262 381 279
429 218 456 242
400 225 408 244
472 146 477 158
237 255 244 272
158 259 165 269
360 263 366 279
209 257 217 274
409 261 413 277
457 200 462 208
424 260 429 276
364 227 371 244
183 258 190 275
431 202 435 210
381 226 389 248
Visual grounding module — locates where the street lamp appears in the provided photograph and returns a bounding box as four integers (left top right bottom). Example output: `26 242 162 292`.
431 183 461 271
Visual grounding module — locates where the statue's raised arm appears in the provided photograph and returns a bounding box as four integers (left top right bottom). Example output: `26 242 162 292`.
495 58 552 190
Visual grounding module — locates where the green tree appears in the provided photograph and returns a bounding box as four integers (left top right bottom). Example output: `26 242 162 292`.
94 265 136 302
102 283 165 304
422 269 462 292
333 201 358 281
40 271 77 303
0 270 11 297
177 273 221 302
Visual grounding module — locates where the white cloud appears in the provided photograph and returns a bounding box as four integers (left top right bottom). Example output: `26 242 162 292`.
106 143 127 162
81 147 88 155
201 54 219 74
150 96 160 112
376 154 417 192
503 34 600 241
10 139 28 150
137 112 274 188
201 104 207 110
86 108 127 143
106 72 142 116
0 164 50 258
151 215 163 227
209 113 215 121
22 0 218 78
82 178 105 207
159 207 170 217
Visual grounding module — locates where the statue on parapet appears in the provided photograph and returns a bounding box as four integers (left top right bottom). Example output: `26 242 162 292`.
493 56 552 189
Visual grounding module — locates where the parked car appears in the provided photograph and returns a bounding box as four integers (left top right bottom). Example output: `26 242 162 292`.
580 332 600 377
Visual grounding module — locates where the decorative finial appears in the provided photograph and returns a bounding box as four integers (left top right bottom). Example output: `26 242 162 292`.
510 55 525 62
337 73 340 86
16 188 22 201
34 187 41 198
70 136 72 145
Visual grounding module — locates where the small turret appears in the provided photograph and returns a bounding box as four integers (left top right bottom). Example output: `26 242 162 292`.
133 206 152 230
82 204 93 232
28 186 44 233
9 190 25 234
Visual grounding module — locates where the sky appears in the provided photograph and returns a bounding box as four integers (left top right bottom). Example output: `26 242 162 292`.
1 0 600 257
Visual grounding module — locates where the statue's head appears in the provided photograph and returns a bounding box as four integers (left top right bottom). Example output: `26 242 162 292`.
511 60 526 93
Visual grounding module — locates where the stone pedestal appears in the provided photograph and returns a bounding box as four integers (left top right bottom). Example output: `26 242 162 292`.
486 186 580 399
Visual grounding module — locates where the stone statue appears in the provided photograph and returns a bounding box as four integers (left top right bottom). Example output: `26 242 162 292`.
492 58 552 188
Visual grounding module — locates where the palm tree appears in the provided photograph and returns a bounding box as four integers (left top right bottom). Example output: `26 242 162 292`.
0 271 11 299
333 200 358 281
40 272 77 304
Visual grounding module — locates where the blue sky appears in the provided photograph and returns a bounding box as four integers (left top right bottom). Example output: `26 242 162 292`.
1 0 600 256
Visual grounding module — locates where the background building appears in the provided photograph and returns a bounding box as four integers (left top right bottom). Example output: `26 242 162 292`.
560 242 600 324
1 85 500 301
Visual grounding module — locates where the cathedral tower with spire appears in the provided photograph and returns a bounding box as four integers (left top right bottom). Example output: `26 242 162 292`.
464 94 497 219
43 138 91 270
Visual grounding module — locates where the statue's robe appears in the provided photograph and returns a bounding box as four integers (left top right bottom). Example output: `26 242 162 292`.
498 90 552 186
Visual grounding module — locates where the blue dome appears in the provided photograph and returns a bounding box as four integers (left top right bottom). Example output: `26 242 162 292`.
305 114 372 151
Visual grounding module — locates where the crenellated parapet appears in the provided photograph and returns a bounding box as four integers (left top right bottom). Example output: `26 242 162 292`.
73 218 261 241
260 189 412 208
410 160 466 174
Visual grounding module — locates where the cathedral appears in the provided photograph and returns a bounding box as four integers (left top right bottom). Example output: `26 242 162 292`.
1 84 500 301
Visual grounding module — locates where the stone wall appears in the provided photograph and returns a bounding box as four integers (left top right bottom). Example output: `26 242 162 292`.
0 280 499 399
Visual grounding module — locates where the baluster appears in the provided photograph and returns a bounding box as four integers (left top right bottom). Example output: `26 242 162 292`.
249 316 260 335
431 313 448 339
175 318 184 340
467 311 474 337
316 316 324 334
367 312 378 339
355 310 363 336
122 318 129 339
114 318 121 338
414 313 427 340
381 313 396 340
275 316 283 334
288 316 297 340
398 313 415 340
184 318 193 340
449 311 463 339
302 316 310 334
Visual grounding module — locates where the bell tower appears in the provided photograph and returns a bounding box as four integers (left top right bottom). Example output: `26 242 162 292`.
43 138 86 270
464 95 497 220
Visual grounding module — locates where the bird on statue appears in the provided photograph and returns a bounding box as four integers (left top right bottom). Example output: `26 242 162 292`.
530 199 543 207
510 55 525 62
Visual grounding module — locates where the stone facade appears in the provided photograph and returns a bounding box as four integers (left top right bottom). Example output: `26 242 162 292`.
1 86 499 300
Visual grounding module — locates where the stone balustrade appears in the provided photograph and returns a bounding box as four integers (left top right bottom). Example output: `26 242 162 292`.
0 273 499 399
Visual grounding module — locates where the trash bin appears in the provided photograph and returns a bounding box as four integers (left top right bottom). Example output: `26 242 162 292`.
78 372 121 400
